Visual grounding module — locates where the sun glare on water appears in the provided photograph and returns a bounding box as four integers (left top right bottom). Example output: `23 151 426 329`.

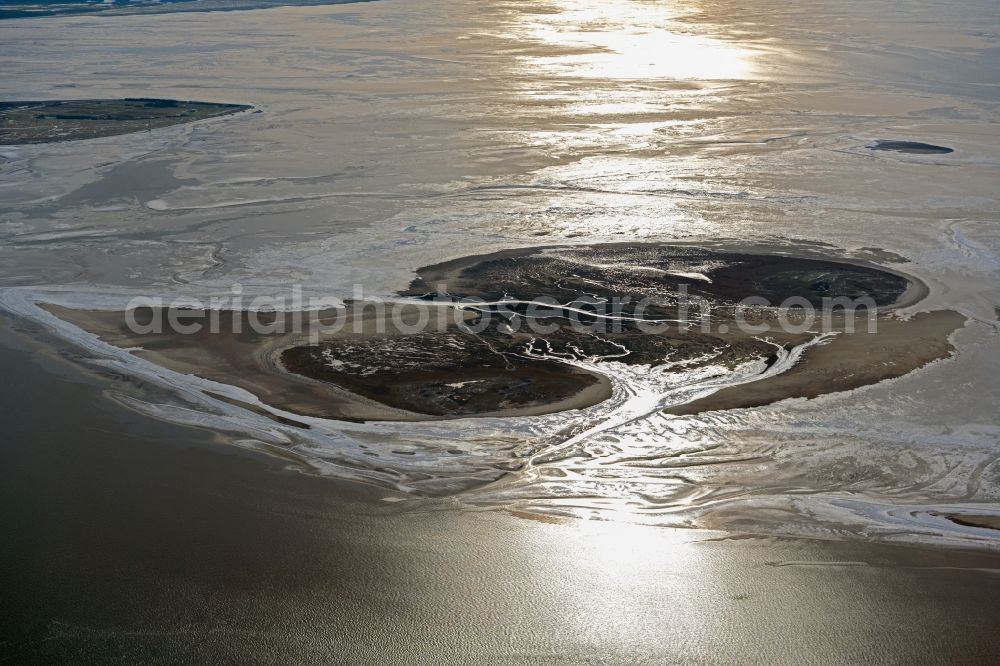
481 1 760 241
512 0 753 81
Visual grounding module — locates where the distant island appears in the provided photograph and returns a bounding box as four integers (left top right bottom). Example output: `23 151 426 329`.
0 0 374 21
0 98 251 145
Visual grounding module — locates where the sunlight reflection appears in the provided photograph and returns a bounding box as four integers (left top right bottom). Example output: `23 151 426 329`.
577 518 696 565
492 0 758 223
515 512 708 646
512 0 753 81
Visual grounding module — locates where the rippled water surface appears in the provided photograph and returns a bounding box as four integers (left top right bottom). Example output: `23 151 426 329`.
2 0 999 548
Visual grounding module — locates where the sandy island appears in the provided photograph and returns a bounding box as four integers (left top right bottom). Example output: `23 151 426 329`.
42 244 964 423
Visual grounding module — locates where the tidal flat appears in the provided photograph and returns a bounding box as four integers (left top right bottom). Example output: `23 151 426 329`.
2 0 1000 659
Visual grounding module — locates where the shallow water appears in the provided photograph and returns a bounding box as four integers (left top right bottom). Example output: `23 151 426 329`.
1 0 999 548
5 322 1000 663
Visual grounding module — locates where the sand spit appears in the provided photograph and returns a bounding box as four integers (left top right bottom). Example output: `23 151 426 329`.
665 310 964 415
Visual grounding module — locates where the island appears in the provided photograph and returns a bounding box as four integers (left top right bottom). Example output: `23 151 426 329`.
0 98 251 145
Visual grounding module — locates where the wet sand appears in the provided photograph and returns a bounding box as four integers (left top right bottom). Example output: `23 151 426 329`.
942 514 1000 532
666 310 965 415
2 321 1000 664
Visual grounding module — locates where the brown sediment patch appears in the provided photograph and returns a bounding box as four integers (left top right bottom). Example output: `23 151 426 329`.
665 310 965 416
203 391 314 429
938 513 1000 531
856 247 911 265
508 509 567 525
